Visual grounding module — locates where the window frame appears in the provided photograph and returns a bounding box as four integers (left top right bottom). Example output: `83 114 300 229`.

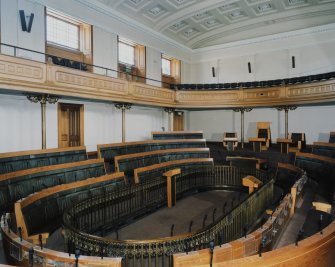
118 38 136 67
162 55 172 76
46 10 81 51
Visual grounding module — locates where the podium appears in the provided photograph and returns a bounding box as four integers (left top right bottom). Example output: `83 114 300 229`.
163 168 181 208
242 175 263 194
249 137 266 152
276 138 292 154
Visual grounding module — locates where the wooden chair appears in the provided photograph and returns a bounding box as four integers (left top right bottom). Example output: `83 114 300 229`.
288 133 306 152
223 132 238 151
256 122 271 150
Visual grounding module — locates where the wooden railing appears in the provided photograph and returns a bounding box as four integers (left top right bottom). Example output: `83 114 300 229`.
1 52 335 108
62 165 272 267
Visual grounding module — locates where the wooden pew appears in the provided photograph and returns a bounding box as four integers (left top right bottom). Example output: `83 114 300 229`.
0 159 106 212
313 142 335 158
226 156 267 171
152 131 203 140
114 148 210 181
97 139 206 171
1 221 121 266
0 146 87 174
134 158 214 184
15 172 125 241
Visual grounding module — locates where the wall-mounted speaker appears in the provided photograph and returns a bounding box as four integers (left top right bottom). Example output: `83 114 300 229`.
212 67 216 77
292 56 295 69
19 10 34 33
248 62 252 73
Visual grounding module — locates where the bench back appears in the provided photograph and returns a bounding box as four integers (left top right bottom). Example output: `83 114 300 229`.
0 159 106 213
0 146 87 174
152 131 203 140
16 172 125 238
313 142 335 158
98 139 206 171
115 148 210 181
134 158 214 184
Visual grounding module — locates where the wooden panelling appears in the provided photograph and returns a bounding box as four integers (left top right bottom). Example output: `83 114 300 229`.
1 54 335 108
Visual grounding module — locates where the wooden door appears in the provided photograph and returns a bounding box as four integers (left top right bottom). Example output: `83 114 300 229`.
58 103 84 148
173 111 184 131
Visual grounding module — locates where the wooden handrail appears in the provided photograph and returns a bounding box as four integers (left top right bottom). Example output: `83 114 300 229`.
0 146 86 159
151 131 203 135
134 158 213 183
114 147 210 171
313 142 335 148
0 158 104 181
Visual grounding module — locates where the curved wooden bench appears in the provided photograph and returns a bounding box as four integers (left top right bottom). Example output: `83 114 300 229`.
0 146 87 174
115 148 210 180
0 159 106 212
134 158 214 184
15 172 125 241
98 139 206 171
152 131 203 140
313 142 335 158
1 221 121 267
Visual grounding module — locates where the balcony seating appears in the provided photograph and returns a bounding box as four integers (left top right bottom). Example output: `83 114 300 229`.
223 132 238 151
0 159 106 212
98 139 206 171
0 146 87 175
288 133 306 152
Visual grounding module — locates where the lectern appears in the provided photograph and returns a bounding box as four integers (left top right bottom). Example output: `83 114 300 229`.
163 168 181 208
242 175 263 194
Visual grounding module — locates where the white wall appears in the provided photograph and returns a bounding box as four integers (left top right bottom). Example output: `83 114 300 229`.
92 26 118 78
0 0 45 61
187 25 335 83
188 105 335 144
0 94 168 153
146 47 162 87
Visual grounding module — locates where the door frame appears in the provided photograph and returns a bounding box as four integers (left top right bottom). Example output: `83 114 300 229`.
57 103 85 148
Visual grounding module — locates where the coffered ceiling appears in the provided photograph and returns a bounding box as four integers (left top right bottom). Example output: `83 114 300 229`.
85 0 335 49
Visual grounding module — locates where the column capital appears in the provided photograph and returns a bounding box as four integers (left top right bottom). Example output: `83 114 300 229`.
275 105 297 111
164 107 175 113
233 107 253 113
114 102 132 110
27 94 59 104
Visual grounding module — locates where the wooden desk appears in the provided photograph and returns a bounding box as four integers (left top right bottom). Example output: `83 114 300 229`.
249 138 266 152
276 138 292 154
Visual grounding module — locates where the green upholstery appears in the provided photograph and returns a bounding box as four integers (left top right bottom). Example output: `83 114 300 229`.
118 150 210 179
152 133 203 140
0 148 87 174
1 161 106 213
313 145 335 158
99 140 206 171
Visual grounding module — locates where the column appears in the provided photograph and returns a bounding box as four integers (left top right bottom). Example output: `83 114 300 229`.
27 94 59 149
164 107 175 131
114 103 132 142
276 105 297 138
233 107 252 148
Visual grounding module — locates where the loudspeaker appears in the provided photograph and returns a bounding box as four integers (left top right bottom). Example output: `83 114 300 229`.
292 56 295 69
19 10 34 33
212 67 216 77
248 62 252 73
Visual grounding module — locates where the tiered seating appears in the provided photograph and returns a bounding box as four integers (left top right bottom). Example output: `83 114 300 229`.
312 142 335 158
134 158 214 184
152 131 203 140
15 172 125 240
0 159 106 212
115 148 210 182
0 146 87 174
98 139 206 171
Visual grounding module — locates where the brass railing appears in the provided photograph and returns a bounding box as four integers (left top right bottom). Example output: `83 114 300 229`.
63 165 272 267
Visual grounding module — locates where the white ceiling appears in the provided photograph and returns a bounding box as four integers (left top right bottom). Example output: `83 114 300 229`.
88 0 335 49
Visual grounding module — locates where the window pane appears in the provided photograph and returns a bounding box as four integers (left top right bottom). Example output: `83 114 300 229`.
119 42 135 66
47 15 79 50
162 58 171 75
